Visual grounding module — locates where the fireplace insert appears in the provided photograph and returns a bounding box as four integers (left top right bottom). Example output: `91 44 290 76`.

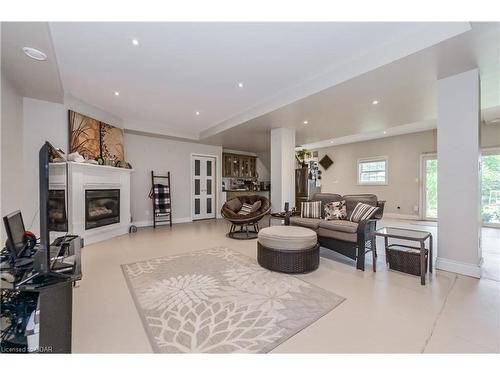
85 189 120 230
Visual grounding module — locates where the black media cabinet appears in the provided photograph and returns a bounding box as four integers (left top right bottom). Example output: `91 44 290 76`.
1 236 82 353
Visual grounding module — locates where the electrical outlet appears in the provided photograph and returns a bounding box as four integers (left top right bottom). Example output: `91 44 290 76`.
413 205 419 212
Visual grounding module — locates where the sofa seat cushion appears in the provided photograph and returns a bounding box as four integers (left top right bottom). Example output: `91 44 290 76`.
258 226 318 250
289 216 321 230
318 228 357 243
319 219 358 233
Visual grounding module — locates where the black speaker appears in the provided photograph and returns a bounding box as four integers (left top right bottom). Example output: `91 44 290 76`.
284 202 289 212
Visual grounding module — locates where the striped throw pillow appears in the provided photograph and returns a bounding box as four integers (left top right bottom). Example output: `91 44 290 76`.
301 201 321 219
349 202 379 223
239 203 253 215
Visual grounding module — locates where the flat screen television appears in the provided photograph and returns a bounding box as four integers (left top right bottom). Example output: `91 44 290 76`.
39 141 52 272
37 142 69 278
15 142 70 285
2 210 33 267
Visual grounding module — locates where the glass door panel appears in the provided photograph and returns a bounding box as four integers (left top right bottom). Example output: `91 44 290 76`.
192 155 216 220
422 155 437 220
481 152 500 227
420 151 500 226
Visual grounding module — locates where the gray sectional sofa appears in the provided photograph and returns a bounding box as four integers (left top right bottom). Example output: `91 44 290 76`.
288 193 385 271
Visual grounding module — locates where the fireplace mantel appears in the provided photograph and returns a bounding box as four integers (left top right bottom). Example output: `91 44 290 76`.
50 162 133 245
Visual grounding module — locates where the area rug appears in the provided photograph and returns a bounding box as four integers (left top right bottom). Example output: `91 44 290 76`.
122 247 345 353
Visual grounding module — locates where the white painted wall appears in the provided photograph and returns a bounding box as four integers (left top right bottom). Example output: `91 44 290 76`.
436 69 481 278
21 97 225 234
271 128 295 212
125 132 223 225
22 97 123 235
315 130 437 218
314 124 500 218
1 73 24 236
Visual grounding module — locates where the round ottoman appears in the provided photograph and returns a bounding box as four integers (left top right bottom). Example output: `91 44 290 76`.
257 226 319 273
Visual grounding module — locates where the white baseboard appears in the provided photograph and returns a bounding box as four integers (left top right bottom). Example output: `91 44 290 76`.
435 257 482 278
383 213 419 220
83 224 130 245
132 217 192 228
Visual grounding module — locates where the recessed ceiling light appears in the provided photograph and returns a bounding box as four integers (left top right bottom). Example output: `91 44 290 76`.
303 120 309 125
237 82 244 88
22 47 47 61
195 111 200 116
372 100 379 105
114 91 120 96
383 131 387 134
132 39 140 46
330 141 334 144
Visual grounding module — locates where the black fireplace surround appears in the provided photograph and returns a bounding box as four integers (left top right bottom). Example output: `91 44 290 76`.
85 189 120 230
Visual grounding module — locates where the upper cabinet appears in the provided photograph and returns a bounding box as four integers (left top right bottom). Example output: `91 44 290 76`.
223 153 257 178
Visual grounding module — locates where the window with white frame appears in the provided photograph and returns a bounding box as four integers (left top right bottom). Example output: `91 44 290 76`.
358 157 388 185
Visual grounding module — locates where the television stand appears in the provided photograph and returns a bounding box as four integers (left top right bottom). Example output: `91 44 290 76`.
0 235 82 353
16 270 70 287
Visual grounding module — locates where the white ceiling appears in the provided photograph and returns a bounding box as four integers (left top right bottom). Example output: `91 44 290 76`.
1 22 63 102
201 22 500 151
47 22 471 140
2 22 498 152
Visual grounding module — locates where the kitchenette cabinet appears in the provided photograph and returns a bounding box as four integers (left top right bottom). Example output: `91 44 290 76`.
223 153 257 178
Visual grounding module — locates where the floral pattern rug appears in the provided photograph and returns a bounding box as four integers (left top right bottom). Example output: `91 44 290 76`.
121 247 345 353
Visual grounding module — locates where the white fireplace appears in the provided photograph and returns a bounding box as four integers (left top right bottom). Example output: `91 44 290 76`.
50 162 133 245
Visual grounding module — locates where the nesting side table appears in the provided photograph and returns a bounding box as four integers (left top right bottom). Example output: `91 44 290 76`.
375 227 433 285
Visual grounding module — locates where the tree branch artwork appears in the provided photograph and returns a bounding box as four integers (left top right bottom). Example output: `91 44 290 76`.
69 110 124 162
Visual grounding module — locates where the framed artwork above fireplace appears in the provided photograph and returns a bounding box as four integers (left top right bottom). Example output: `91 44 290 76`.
68 110 125 162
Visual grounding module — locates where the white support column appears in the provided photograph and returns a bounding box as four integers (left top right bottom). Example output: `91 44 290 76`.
270 128 296 212
436 68 482 278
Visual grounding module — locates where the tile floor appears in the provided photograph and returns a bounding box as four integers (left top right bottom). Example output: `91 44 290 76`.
72 218 500 353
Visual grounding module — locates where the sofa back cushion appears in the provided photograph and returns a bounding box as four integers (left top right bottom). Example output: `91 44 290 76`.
310 193 343 218
301 201 322 219
342 194 378 217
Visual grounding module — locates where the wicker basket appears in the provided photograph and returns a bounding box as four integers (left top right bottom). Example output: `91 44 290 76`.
386 245 428 276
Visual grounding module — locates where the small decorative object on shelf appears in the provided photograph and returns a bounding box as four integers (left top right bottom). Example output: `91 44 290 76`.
319 154 333 170
67 151 85 163
115 160 132 169
103 157 116 166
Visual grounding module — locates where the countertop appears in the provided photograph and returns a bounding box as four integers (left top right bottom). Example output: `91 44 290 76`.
223 189 270 192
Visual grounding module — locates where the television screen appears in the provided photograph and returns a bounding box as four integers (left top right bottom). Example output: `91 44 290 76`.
3 210 26 257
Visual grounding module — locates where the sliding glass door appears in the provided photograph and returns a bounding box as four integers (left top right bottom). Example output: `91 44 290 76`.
420 150 500 227
421 154 438 220
481 149 500 227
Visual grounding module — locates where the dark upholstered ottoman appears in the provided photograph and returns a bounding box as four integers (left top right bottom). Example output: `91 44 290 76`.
257 226 320 273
